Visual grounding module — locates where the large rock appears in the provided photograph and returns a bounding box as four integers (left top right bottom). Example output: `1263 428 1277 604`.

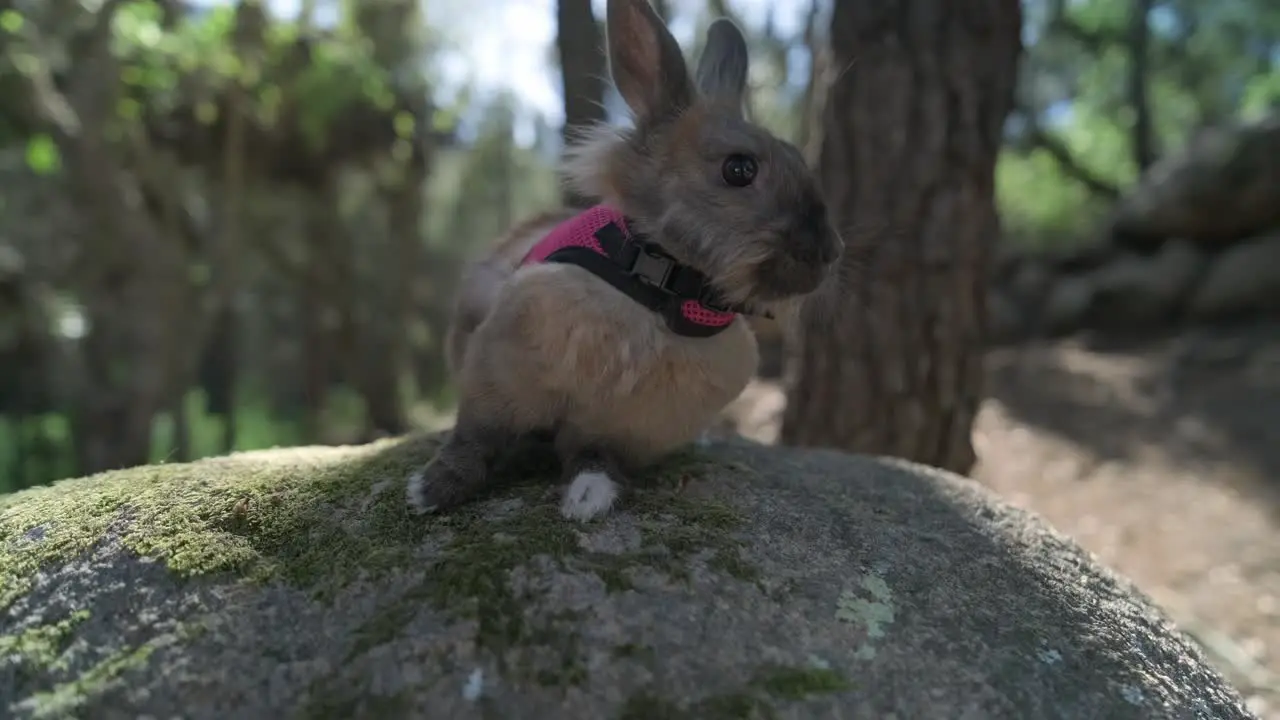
1041 274 1096 335
986 288 1028 343
1110 114 1280 250
0 436 1252 719
1189 233 1280 319
1086 239 1206 326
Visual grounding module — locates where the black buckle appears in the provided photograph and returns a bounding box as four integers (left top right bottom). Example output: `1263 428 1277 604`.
626 244 675 288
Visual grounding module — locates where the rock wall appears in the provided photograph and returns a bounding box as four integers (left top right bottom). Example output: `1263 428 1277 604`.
992 113 1280 343
989 232 1280 343
748 227 1280 375
1109 114 1280 252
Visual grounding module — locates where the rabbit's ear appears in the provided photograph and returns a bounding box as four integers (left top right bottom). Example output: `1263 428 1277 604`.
606 0 694 121
695 18 749 111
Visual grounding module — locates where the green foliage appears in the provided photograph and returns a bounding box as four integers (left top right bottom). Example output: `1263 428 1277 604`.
1063 106 1142 188
0 9 24 34
110 0 398 150
426 93 559 259
0 389 372 495
1002 0 1280 250
23 135 59 175
996 150 1109 252
0 0 446 494
291 37 397 150
1241 73 1280 120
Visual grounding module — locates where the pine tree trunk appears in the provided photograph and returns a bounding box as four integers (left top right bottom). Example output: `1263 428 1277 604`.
556 0 607 208
780 0 1022 476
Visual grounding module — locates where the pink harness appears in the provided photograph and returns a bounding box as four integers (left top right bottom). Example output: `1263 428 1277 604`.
519 205 737 332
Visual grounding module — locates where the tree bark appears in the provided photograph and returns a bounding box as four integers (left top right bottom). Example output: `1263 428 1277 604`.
556 0 607 207
780 0 1022 476
1127 0 1156 171
299 250 331 444
55 1 194 474
797 0 826 162
363 152 426 440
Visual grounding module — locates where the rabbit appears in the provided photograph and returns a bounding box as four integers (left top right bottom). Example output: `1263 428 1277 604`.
407 0 842 522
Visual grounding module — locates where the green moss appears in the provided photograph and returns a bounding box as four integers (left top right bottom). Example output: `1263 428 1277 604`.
709 546 761 583
596 563 636 593
619 692 685 719
751 665 852 699
617 663 849 720
0 437 444 611
611 642 656 663
345 583 435 661
295 683 411 720
23 642 157 719
3 436 762 699
694 692 776 720
1 435 754 607
344 447 752 678
426 488 579 651
0 609 90 674
619 689 777 720
625 452 761 585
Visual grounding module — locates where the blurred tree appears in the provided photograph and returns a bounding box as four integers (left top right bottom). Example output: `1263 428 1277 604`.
347 0 431 440
0 0 204 474
781 0 1023 475
0 0 434 480
999 0 1280 250
1127 0 1156 171
556 0 606 207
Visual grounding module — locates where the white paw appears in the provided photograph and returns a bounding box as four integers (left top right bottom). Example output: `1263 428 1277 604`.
405 468 437 515
695 430 714 448
560 471 619 522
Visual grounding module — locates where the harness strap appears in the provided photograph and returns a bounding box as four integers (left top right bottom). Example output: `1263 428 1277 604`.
544 221 746 338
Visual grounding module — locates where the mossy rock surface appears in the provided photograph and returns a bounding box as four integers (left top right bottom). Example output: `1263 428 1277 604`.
0 434 1252 719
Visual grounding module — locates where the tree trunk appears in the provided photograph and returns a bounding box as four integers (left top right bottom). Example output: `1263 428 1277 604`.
1127 0 1156 171
170 391 191 462
218 311 240 453
299 264 330 444
361 152 427 440
199 307 239 451
797 0 826 162
299 193 341 444
780 0 1022 476
556 0 607 207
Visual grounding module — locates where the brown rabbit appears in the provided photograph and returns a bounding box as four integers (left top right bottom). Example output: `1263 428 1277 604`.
407 0 842 522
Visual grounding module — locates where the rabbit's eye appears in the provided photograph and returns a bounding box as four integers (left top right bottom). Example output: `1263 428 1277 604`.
722 154 758 187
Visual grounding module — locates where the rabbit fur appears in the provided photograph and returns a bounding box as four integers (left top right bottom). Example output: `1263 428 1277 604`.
408 0 842 522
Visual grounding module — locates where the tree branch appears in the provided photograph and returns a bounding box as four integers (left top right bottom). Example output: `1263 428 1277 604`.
1023 120 1121 199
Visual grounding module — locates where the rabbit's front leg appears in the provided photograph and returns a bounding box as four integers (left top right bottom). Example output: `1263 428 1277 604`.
407 288 565 515
406 422 519 515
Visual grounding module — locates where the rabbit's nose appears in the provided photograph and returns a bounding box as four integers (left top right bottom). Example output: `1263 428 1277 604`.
786 202 839 265
819 231 843 265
